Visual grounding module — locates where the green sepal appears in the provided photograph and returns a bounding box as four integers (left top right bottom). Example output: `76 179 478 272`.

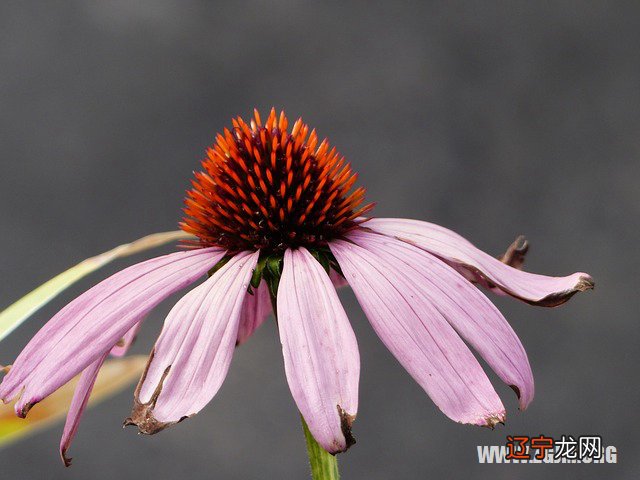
208 255 231 278
266 255 283 278
250 255 268 290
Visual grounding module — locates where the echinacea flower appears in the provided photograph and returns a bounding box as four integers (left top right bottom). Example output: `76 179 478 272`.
0 109 593 466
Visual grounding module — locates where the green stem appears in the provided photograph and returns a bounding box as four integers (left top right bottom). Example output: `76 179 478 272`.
301 415 340 480
267 286 340 480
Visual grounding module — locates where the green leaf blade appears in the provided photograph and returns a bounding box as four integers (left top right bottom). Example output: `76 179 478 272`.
0 230 192 342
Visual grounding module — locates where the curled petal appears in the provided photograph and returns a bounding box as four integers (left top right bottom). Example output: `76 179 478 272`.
110 322 143 358
126 251 259 433
331 237 505 427
277 248 359 454
59 352 108 467
366 218 594 306
236 282 272 346
0 247 225 416
347 230 534 409
498 235 529 270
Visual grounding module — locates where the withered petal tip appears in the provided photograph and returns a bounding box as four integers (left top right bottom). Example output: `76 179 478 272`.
337 405 357 453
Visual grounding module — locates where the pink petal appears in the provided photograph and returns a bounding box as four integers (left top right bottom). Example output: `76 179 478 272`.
329 269 349 289
126 251 259 433
233 268 347 347
347 229 534 409
277 248 359 454
0 247 225 416
110 322 143 357
366 218 594 306
236 281 272 346
59 352 108 467
330 237 505 427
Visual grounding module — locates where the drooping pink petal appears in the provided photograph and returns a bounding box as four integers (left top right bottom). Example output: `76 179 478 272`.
59 352 108 467
365 218 594 306
329 269 348 289
277 248 359 454
110 322 143 357
347 229 534 409
126 251 259 433
236 281 272 346
0 247 225 416
330 237 505 427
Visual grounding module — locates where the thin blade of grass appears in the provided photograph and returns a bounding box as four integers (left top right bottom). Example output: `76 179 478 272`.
0 230 192 342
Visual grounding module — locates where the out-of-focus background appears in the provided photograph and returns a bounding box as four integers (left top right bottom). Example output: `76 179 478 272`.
1 1 637 479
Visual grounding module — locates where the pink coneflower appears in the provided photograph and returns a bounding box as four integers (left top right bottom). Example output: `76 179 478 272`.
0 109 593 465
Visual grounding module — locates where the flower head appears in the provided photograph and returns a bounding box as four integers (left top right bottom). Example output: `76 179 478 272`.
181 108 373 253
0 109 593 465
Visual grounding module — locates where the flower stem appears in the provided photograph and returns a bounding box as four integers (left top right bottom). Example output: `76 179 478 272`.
301 415 340 480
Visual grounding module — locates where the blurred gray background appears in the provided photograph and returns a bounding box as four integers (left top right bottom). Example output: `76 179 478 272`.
1 1 638 479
